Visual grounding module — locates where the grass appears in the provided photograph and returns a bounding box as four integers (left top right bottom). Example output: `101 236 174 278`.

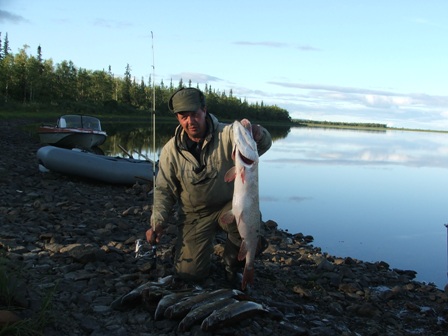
0 253 54 335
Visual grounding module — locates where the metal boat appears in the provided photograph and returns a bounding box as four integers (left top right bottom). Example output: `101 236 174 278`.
37 115 107 149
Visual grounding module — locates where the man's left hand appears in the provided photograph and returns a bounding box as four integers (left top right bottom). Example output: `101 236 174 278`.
251 124 263 142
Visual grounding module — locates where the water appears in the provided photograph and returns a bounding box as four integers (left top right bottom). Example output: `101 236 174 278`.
258 127 448 289
102 123 448 288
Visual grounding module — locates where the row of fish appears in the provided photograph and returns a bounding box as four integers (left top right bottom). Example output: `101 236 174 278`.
111 275 282 332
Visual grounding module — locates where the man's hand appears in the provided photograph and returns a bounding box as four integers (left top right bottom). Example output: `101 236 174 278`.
251 123 263 142
146 226 164 244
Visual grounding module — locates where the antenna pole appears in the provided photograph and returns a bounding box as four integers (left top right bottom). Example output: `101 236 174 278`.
151 31 156 184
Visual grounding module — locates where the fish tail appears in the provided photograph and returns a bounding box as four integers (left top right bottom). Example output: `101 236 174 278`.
241 266 254 290
178 320 187 332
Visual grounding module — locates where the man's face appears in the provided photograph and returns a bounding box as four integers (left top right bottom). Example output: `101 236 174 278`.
176 108 207 141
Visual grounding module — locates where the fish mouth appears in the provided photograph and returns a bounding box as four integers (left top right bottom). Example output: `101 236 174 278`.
238 151 255 165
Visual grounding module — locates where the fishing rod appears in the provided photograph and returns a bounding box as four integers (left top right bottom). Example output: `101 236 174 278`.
445 223 448 285
135 32 157 270
151 31 156 184
150 31 157 270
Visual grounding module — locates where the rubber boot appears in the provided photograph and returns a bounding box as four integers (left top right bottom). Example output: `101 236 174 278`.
256 235 269 256
222 239 245 286
223 236 269 286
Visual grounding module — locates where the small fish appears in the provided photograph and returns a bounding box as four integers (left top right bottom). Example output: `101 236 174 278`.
154 291 193 320
110 275 173 310
178 298 238 332
200 300 269 332
164 288 244 320
221 119 261 290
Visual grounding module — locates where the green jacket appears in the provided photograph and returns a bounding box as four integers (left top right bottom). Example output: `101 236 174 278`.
151 114 272 229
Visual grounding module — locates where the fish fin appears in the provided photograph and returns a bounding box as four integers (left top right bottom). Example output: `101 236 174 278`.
239 166 246 184
241 266 255 291
220 210 235 225
224 166 236 182
238 241 247 261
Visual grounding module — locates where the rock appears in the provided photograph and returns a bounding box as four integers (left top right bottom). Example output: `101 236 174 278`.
0 310 21 326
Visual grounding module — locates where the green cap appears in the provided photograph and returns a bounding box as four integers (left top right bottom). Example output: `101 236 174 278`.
168 88 205 113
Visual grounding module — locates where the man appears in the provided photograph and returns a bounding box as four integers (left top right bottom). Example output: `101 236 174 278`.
146 87 272 284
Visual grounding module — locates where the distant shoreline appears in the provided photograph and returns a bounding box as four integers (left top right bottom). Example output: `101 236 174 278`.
1 109 446 134
292 119 448 134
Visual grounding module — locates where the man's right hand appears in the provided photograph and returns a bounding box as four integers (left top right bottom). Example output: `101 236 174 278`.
146 226 164 244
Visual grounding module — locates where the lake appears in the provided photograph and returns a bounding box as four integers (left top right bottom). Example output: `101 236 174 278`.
102 122 448 289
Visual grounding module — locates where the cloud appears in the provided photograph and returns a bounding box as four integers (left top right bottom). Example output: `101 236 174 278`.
268 82 394 96
93 18 132 29
233 41 320 51
0 9 27 23
267 81 448 111
411 17 444 29
289 196 312 203
170 72 224 83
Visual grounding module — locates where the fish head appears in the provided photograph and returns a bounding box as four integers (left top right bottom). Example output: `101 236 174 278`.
233 120 258 165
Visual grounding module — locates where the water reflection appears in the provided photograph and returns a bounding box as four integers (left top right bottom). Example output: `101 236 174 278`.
258 127 448 289
264 128 448 169
101 120 291 158
101 121 176 158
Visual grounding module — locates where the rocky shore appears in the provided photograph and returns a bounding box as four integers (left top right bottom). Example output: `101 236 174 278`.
1 118 447 335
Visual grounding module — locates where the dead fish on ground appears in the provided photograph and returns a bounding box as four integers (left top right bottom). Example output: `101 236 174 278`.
178 297 238 332
200 300 271 332
110 275 173 310
164 288 244 320
221 119 261 290
154 291 195 321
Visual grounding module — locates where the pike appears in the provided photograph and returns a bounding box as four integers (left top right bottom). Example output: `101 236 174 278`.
222 119 261 290
110 275 173 310
154 291 194 320
177 297 238 331
164 288 244 320
200 300 269 331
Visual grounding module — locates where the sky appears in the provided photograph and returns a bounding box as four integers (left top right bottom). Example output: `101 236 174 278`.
1 0 448 130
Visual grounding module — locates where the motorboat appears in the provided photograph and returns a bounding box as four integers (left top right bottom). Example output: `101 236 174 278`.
37 115 107 149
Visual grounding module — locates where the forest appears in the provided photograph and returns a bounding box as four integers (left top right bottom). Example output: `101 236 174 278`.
0 32 292 124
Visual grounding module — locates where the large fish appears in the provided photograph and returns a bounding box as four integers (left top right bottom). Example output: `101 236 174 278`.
222 119 261 290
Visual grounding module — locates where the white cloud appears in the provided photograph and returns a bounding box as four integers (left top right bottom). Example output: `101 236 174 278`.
170 72 224 84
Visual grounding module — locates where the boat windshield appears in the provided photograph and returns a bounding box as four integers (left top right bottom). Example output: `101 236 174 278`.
58 115 102 131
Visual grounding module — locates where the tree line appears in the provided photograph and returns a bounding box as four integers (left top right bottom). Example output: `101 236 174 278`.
293 119 387 129
0 32 292 123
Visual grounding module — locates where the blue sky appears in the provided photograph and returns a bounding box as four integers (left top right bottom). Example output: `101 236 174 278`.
2 0 448 130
